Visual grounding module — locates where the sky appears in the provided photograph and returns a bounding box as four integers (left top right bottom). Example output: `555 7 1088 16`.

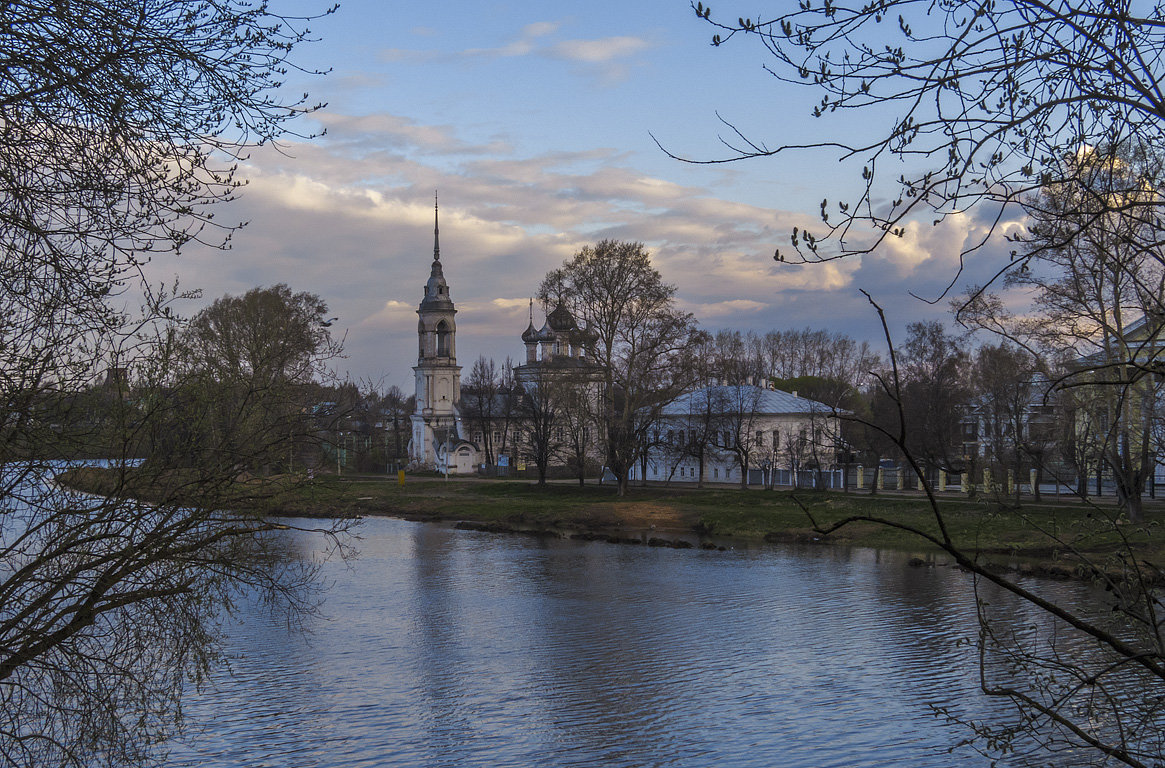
148 0 1022 390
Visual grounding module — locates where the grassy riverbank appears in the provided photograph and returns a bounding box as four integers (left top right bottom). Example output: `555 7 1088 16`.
60 466 1163 578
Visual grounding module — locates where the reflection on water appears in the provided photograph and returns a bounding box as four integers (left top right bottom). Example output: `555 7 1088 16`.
167 517 1095 768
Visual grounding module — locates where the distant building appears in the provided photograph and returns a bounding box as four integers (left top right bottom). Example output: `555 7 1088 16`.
404 203 841 484
631 384 842 485
407 199 477 474
958 377 1057 462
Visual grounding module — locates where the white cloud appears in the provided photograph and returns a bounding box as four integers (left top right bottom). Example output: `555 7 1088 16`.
380 22 652 83
358 300 416 329
153 111 975 382
549 36 651 64
687 299 769 318
522 21 560 38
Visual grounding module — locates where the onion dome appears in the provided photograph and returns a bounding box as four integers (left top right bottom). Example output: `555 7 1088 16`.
546 304 576 331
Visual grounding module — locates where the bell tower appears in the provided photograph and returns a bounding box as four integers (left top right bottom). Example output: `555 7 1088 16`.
409 195 463 467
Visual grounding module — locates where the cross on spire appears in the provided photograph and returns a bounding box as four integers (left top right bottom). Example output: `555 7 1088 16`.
433 191 440 261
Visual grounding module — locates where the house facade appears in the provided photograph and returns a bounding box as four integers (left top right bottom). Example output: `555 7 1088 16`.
630 385 842 485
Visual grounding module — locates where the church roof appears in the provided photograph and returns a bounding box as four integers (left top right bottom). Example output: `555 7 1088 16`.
546 304 577 331
419 258 454 310
521 320 539 343
418 197 455 311
661 385 839 417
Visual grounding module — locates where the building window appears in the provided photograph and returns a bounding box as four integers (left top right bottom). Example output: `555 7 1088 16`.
756 430 764 447
493 431 502 444
436 320 451 357
714 468 719 479
679 467 685 477
667 430 674 444
772 430 779 449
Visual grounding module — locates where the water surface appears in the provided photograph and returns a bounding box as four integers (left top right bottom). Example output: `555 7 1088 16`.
168 517 1095 767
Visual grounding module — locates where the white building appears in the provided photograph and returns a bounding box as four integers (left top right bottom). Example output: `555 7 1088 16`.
407 199 477 474
631 384 842 485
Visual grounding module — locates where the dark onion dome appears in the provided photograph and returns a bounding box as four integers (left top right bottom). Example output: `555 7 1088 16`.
521 319 539 343
546 304 577 331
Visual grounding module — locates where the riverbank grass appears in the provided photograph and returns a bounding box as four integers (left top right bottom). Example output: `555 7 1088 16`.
58 468 1163 572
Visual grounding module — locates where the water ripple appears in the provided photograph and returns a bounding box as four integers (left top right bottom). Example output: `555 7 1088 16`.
166 517 1106 768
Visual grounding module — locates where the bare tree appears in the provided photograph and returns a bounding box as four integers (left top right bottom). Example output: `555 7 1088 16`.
675 9 1165 755
379 385 414 470
519 371 564 486
540 241 703 496
710 385 766 489
962 144 1165 519
462 356 501 465
970 343 1041 504
897 321 971 475
682 1 1165 272
0 2 341 766
493 358 523 467
556 379 600 486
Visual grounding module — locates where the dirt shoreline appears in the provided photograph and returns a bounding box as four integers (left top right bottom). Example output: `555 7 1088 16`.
57 468 1162 585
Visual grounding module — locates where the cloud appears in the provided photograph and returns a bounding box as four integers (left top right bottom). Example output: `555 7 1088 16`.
153 110 971 383
358 300 416 330
380 21 653 82
312 113 511 156
522 21 560 38
685 299 769 318
548 36 652 64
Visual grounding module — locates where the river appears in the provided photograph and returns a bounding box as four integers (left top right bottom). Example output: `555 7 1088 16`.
165 516 1105 767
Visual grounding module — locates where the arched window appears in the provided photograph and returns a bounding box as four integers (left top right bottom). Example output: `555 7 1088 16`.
436 320 451 357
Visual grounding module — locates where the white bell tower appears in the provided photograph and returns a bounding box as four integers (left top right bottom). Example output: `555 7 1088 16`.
409 195 462 467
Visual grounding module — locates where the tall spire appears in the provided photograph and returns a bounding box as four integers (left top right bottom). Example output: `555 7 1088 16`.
433 190 440 261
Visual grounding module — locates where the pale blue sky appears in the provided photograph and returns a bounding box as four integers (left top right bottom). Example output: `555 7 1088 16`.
155 0 1015 387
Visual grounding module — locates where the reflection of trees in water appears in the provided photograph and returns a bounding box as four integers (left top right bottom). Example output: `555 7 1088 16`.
407 523 482 750
497 540 1027 765
171 520 1156 766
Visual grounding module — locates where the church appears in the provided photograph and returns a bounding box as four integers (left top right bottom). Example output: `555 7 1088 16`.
407 200 478 474
407 200 604 475
406 201 842 483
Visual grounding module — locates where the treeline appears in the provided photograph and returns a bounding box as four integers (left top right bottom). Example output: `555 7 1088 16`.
455 300 1130 507
42 284 346 475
